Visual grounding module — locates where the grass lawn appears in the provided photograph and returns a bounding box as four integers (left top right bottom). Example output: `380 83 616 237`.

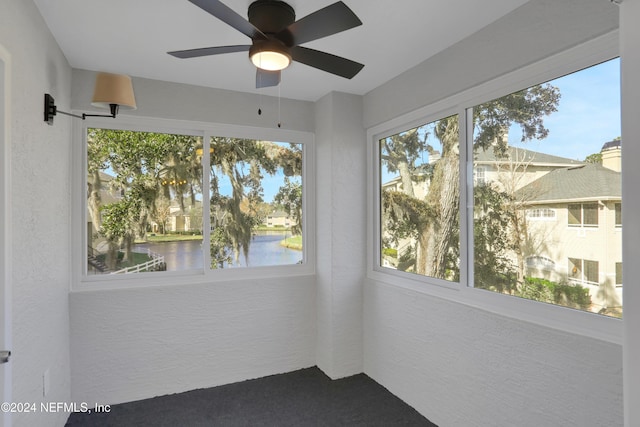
281 235 302 250
140 233 203 243
97 251 151 269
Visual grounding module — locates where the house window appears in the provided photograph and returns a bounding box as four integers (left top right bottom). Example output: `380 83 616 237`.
84 127 308 277
568 203 598 227
615 203 621 227
379 114 460 283
526 208 556 220
374 56 621 319
474 166 487 186
615 262 622 286
569 258 599 284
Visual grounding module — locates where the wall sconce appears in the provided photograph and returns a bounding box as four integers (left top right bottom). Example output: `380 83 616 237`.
44 72 136 125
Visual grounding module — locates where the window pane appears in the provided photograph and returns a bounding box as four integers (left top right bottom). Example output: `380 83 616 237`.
471 58 621 318
584 260 599 283
209 137 303 269
568 204 581 225
379 115 460 282
616 262 622 285
87 129 203 274
615 203 622 226
583 203 598 226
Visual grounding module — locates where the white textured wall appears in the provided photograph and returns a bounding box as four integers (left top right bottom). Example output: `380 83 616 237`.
315 92 365 379
0 1 72 426
364 282 623 427
363 0 624 426
70 276 316 405
71 69 315 133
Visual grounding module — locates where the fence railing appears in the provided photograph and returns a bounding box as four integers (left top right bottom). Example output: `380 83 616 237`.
111 249 165 274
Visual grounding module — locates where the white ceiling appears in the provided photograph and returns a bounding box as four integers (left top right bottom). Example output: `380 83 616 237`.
34 0 529 102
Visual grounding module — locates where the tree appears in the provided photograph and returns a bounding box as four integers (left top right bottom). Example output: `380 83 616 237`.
209 138 302 267
153 196 171 235
87 129 202 267
274 177 303 236
381 83 560 279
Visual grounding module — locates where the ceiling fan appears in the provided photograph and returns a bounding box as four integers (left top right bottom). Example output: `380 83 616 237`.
168 0 365 88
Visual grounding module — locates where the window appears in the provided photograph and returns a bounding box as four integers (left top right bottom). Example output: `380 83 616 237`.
615 203 622 227
474 166 486 186
87 129 203 274
568 203 598 227
379 114 460 283
209 137 303 269
470 59 620 317
84 126 308 278
615 262 622 286
569 258 599 284
526 208 556 220
374 56 621 319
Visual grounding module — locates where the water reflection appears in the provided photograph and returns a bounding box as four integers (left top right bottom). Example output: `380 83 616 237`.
133 232 301 271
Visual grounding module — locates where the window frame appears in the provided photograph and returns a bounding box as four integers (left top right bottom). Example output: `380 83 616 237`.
72 116 315 290
568 203 599 227
526 208 557 221
366 31 622 345
615 202 622 227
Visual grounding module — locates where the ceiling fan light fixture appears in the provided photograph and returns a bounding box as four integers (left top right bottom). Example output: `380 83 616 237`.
249 41 291 71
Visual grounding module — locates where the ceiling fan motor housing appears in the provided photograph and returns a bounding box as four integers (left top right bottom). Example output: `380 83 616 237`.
248 0 295 36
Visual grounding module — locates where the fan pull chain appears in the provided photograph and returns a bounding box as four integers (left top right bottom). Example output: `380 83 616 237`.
277 82 281 128
258 57 263 116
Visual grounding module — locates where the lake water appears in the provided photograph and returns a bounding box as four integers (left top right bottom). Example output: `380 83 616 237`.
134 232 302 271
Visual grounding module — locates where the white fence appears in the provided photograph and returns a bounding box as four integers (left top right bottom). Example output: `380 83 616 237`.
111 249 165 274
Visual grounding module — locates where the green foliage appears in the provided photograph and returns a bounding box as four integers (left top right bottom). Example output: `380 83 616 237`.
473 184 519 292
99 194 142 241
519 277 591 309
210 227 233 269
473 84 561 154
382 248 397 258
584 152 602 164
274 177 303 236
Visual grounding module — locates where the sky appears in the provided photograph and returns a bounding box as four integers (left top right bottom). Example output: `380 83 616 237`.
381 57 621 183
214 141 302 204
508 57 620 161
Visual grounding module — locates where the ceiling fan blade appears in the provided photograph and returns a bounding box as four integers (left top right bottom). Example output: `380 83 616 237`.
280 1 362 46
188 0 267 40
168 45 251 59
291 46 364 79
256 69 281 88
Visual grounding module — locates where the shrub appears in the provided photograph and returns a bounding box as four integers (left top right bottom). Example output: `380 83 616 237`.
520 277 591 309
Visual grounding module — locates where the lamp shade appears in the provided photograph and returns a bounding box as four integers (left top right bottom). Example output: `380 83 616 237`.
91 72 137 110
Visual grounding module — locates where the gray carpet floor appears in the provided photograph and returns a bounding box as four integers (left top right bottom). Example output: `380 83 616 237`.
65 366 437 426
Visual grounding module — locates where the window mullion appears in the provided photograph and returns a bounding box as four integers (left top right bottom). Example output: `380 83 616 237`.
463 107 475 289
202 132 211 272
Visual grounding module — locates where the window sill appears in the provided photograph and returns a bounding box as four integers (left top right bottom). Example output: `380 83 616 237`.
74 262 315 292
